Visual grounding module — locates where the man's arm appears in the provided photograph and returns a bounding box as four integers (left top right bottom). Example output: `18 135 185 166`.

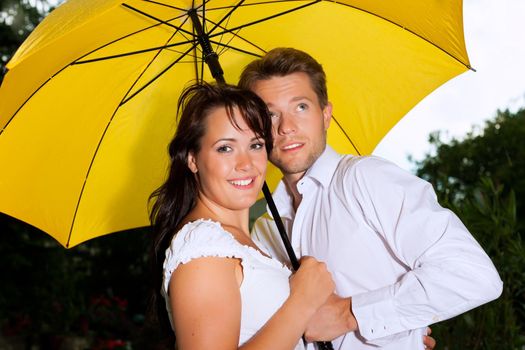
303 294 436 350
346 157 502 343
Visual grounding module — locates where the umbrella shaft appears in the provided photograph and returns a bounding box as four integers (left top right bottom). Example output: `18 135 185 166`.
188 8 224 82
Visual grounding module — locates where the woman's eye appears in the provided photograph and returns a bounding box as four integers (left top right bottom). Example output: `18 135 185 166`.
217 145 232 153
251 142 264 150
269 111 278 118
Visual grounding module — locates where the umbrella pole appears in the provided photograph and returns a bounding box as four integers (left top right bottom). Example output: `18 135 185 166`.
189 9 334 350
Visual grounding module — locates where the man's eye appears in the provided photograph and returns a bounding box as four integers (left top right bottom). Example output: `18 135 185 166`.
297 103 308 111
217 145 232 153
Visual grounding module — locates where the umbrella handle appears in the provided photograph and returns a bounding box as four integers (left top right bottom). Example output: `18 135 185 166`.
262 182 300 270
262 183 335 350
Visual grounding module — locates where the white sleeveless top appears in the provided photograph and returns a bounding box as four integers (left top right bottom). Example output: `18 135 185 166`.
162 219 304 349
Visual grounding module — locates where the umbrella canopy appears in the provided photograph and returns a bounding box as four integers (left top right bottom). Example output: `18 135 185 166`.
0 0 471 248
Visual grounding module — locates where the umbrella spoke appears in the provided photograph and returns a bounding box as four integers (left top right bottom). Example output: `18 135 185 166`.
120 25 193 101
122 3 195 37
74 1 319 66
208 0 319 38
70 6 191 64
206 0 245 36
74 39 194 64
332 115 362 156
209 7 235 56
204 0 313 12
140 0 188 12
120 44 198 105
200 14 266 57
210 40 262 58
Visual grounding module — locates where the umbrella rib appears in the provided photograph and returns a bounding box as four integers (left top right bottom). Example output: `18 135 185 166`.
121 44 198 105
202 14 266 56
203 0 309 12
74 39 194 64
208 7 235 57
206 0 245 36
336 3 473 70
122 3 195 37
72 6 190 63
332 115 362 156
121 3 202 57
66 42 197 248
140 0 188 12
210 40 263 58
208 0 320 38
0 71 61 135
0 8 194 135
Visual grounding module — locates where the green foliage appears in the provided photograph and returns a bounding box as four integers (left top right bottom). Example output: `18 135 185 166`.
415 109 525 348
415 108 525 232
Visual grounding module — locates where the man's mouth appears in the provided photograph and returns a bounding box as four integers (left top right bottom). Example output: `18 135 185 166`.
281 142 303 151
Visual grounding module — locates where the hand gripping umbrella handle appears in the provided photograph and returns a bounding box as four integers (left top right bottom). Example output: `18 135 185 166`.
262 183 334 350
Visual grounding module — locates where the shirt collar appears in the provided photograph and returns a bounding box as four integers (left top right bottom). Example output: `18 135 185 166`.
267 146 342 220
303 145 342 188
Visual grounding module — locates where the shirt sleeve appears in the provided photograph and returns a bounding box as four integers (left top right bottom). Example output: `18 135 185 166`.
347 157 503 344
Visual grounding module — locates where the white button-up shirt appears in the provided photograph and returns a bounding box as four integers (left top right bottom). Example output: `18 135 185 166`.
252 146 502 349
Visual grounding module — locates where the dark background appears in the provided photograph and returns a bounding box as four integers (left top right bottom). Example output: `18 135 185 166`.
1 1 524 349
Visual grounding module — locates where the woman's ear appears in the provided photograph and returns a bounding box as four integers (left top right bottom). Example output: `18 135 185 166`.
187 152 198 174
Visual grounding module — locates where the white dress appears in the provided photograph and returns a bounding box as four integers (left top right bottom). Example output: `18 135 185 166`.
162 219 304 349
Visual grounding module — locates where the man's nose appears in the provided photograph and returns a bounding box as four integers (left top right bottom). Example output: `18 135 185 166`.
276 113 296 135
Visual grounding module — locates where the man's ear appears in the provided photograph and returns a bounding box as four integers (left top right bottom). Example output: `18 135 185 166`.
322 102 333 130
187 152 198 173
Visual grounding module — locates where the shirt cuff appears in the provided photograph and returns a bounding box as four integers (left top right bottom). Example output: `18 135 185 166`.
352 284 409 345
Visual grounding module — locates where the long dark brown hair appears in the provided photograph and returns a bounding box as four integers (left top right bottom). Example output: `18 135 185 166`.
147 81 273 345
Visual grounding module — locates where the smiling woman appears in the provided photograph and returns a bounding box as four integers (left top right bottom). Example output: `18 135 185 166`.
148 82 335 350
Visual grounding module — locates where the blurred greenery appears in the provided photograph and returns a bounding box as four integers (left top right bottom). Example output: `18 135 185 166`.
1 0 524 348
414 108 525 349
0 0 51 66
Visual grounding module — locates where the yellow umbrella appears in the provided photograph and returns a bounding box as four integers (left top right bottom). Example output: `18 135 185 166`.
0 0 471 248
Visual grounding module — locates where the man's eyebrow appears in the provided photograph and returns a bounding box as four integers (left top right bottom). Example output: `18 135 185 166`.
266 96 312 108
290 96 312 102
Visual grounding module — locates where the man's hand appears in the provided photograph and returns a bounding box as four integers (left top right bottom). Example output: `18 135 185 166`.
424 327 436 350
304 294 357 342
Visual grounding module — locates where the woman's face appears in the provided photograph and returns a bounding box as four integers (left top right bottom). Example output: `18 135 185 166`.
187 106 268 211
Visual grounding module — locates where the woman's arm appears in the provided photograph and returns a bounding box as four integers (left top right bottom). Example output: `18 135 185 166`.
169 256 334 350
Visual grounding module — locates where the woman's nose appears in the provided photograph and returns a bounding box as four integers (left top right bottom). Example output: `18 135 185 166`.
235 151 254 171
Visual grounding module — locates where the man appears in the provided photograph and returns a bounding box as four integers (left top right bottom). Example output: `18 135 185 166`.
239 48 503 349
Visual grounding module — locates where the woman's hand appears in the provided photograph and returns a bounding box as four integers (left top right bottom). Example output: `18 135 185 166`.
288 256 335 316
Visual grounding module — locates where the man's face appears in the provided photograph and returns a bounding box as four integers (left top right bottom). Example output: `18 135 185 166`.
251 72 332 182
